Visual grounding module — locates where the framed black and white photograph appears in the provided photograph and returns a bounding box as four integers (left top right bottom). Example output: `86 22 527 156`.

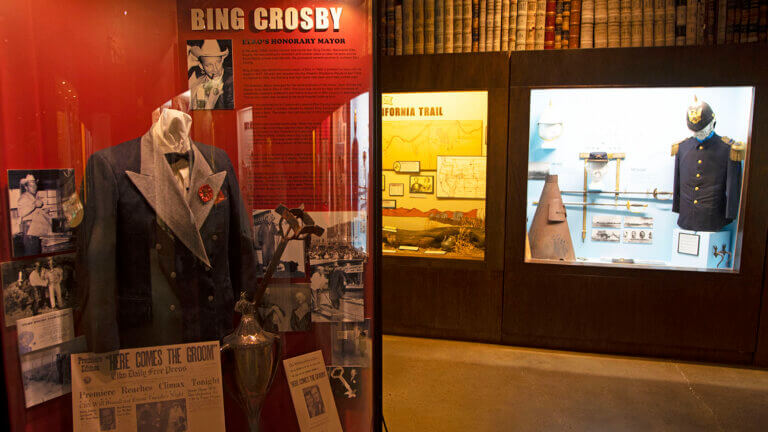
591 229 620 242
623 229 653 244
187 39 234 110
592 215 622 228
20 336 86 408
307 211 368 258
624 216 654 228
409 175 434 194
258 283 312 332
678 232 701 256
2 254 76 327
253 209 307 279
302 385 326 419
327 366 361 399
7 169 76 258
135 398 188 432
330 320 370 367
309 261 365 323
388 183 404 196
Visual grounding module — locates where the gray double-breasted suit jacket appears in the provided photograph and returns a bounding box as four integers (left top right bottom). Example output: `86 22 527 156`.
76 135 258 352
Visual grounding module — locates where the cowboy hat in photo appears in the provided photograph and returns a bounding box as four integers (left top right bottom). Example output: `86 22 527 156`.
190 40 229 59
19 174 37 186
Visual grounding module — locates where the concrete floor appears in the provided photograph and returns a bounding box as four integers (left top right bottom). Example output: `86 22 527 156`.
383 335 768 431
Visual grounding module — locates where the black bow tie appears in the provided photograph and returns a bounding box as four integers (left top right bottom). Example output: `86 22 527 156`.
165 152 190 165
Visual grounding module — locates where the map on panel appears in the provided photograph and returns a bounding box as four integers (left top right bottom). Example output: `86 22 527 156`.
436 156 487 199
382 120 483 170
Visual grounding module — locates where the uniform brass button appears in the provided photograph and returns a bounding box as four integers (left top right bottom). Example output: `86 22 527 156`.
696 173 701 178
208 295 214 302
698 146 703 150
212 234 218 241
694 200 698 204
695 186 699 191
169 304 176 311
155 243 162 250
170 272 176 279
698 160 702 164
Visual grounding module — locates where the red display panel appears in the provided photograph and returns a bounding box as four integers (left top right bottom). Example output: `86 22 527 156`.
0 1 375 431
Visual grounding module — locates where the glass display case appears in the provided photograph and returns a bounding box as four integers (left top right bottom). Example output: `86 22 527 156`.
525 86 753 271
381 91 488 260
0 1 377 431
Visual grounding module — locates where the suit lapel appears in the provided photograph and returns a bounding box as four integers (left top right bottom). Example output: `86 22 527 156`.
188 144 227 230
126 135 211 267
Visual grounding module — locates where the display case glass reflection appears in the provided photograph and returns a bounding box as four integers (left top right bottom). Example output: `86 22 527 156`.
382 91 488 260
525 87 753 271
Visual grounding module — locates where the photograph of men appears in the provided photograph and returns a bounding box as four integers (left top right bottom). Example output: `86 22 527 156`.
254 210 278 271
28 262 47 313
258 284 312 332
135 399 188 432
291 291 311 331
310 262 364 323
45 257 64 309
187 39 234 110
2 254 75 326
18 175 52 238
7 169 76 257
302 385 325 419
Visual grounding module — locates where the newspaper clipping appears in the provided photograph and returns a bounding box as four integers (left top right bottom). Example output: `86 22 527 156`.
71 341 225 432
284 350 342 432
16 308 86 407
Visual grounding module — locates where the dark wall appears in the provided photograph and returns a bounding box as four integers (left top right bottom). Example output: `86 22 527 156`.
380 44 768 366
381 53 509 343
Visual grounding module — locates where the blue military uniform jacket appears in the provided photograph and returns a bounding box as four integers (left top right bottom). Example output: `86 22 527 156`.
76 135 258 352
672 133 744 232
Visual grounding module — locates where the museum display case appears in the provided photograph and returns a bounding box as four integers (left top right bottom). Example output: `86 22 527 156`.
379 42 768 365
381 91 488 260
0 1 379 431
525 86 752 271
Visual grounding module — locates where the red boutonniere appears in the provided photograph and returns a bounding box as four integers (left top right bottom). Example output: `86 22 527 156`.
198 184 214 203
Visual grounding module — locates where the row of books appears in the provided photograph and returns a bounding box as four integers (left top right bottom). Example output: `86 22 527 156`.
381 0 768 54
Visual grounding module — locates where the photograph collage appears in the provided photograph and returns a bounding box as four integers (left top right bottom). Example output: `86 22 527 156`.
253 208 371 375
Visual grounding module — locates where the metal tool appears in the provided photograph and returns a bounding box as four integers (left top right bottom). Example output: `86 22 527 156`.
561 188 673 200
533 200 648 212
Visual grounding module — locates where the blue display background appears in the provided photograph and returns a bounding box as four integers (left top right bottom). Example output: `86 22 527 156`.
526 87 753 268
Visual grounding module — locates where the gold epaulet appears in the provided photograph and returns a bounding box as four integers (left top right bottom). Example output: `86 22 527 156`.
671 140 682 156
728 138 746 161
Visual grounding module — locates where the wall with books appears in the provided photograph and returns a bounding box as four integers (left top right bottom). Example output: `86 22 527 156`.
381 0 768 54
